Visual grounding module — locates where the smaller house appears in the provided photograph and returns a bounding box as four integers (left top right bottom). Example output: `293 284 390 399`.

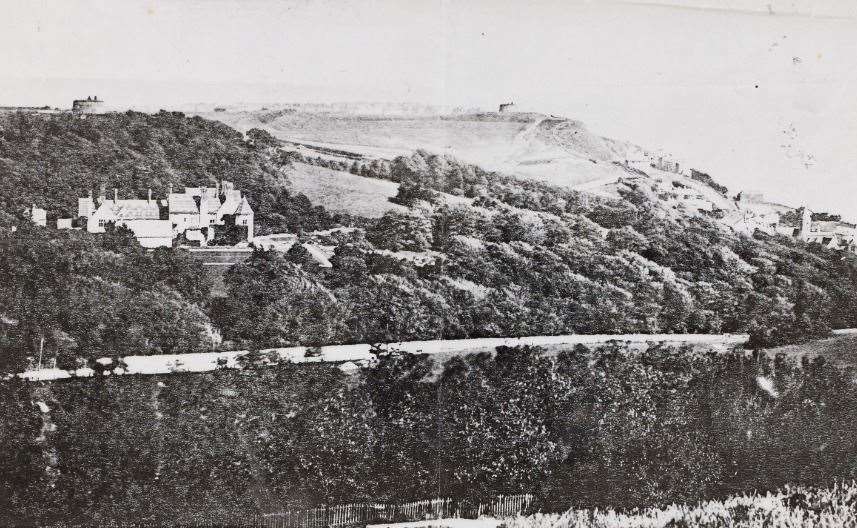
57 218 73 229
24 205 47 226
805 219 857 253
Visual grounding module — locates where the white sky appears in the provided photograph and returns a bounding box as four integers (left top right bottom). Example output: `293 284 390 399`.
1 0 856 218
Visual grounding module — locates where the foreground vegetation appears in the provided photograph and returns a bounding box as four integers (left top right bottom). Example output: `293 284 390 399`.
2 344 856 525
504 482 857 528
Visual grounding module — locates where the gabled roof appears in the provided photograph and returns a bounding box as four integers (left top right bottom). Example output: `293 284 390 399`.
217 196 242 217
96 199 160 221
234 196 253 216
197 193 219 214
168 193 199 214
116 200 160 220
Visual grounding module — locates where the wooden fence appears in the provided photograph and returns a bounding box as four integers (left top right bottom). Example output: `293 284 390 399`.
242 494 534 528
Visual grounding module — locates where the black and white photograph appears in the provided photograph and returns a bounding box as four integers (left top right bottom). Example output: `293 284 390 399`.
1 1 857 526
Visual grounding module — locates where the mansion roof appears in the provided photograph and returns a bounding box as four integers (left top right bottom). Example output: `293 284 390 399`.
98 199 160 221
234 196 253 216
168 193 199 214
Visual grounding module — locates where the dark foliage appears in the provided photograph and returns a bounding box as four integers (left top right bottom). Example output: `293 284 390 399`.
0 223 215 369
213 153 855 348
689 169 728 196
2 344 856 524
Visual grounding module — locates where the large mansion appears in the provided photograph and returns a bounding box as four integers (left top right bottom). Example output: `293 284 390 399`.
77 181 254 248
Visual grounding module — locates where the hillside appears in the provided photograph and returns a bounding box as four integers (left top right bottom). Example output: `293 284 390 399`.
3 109 857 371
195 107 644 187
200 105 800 235
286 162 405 218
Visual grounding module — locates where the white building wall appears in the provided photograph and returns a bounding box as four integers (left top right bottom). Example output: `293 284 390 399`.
78 197 95 218
87 209 110 233
169 213 199 233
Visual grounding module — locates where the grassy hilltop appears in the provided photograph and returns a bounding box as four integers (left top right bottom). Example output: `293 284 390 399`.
197 106 642 188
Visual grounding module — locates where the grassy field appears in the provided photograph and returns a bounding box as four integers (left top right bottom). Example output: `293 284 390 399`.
502 482 857 528
202 110 643 188
287 162 407 218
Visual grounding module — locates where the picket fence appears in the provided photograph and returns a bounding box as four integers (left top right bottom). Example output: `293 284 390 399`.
237 494 534 528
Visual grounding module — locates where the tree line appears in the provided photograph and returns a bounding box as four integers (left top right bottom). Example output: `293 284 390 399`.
2 344 856 525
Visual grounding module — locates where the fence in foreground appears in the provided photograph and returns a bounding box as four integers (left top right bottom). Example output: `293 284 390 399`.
245 494 534 528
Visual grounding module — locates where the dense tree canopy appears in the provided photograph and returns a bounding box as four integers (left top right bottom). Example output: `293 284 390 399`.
0 223 215 371
3 344 857 525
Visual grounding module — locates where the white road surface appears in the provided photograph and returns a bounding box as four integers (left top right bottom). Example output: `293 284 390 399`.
14 333 756 382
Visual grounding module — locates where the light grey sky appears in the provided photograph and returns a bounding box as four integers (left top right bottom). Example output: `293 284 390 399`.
2 0 856 217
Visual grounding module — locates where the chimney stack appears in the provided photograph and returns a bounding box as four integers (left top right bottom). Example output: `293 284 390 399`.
168 184 173 195
114 188 118 202
147 188 152 203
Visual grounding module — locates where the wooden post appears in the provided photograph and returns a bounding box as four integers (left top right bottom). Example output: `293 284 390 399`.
37 334 44 370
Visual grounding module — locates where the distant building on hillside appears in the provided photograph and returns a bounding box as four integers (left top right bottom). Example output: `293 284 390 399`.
804 216 857 252
498 102 516 113
773 206 857 253
653 156 681 174
77 181 254 248
24 204 47 227
72 96 105 114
